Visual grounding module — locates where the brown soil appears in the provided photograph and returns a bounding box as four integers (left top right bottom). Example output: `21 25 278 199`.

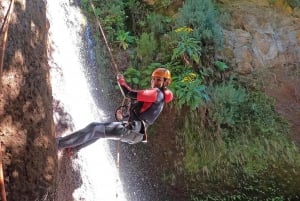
262 65 300 145
0 0 57 200
0 1 299 201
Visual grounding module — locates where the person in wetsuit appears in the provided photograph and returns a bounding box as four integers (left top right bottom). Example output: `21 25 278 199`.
56 67 173 151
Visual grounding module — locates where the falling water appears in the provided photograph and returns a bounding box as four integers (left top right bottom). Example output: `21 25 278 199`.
47 0 126 200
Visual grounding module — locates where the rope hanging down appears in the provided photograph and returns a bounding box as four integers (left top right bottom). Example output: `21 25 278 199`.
90 1 119 75
89 1 130 172
89 0 131 116
0 143 7 201
0 0 15 90
0 1 14 200
89 0 132 118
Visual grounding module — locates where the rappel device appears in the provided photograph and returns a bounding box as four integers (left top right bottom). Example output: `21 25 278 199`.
115 80 148 143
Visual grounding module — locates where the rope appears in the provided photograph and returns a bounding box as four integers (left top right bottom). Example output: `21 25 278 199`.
89 1 125 189
0 142 7 201
0 1 12 34
0 0 15 89
89 1 119 75
0 1 14 198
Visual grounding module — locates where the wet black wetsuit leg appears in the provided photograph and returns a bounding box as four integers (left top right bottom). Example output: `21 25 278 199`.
57 122 125 150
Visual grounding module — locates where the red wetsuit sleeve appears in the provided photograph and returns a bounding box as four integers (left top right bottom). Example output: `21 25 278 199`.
117 78 132 91
163 89 173 103
117 77 139 99
137 89 158 102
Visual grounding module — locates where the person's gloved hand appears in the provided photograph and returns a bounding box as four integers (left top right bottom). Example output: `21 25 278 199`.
117 73 131 91
115 109 123 121
117 73 128 87
117 73 124 80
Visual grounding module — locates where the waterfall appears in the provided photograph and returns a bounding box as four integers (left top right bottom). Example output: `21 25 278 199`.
47 0 126 200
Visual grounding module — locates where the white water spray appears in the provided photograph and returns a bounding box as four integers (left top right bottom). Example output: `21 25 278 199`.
47 0 126 200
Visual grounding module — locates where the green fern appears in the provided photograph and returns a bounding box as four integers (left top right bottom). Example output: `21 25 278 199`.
175 0 223 49
116 30 135 50
172 35 202 64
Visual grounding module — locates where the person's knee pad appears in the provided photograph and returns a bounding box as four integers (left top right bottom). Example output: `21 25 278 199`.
120 129 144 144
93 124 106 138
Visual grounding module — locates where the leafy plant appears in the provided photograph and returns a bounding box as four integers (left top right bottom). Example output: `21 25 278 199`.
116 30 135 50
175 0 223 50
123 66 141 87
172 34 202 65
241 91 289 137
89 0 126 42
177 80 300 199
146 12 172 35
123 63 159 89
209 81 247 127
214 61 229 72
124 0 148 34
172 70 209 109
138 63 158 88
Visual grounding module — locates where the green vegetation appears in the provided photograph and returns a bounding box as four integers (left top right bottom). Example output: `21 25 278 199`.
82 0 300 200
178 81 300 199
287 0 300 7
116 30 135 50
136 32 158 65
172 71 208 109
172 34 202 64
175 0 223 51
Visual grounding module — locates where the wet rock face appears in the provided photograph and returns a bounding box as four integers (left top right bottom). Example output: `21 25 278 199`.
217 1 300 74
216 1 300 144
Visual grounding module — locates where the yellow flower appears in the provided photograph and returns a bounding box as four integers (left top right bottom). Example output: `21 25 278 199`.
175 26 193 33
182 73 197 82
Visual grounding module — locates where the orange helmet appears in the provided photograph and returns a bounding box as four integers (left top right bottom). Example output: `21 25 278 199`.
152 68 171 79
152 68 171 86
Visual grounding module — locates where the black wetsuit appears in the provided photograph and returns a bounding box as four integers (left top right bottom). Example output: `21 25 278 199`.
56 77 172 150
